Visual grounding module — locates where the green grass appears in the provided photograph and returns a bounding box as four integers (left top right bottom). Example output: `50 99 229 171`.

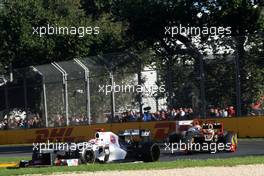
0 156 264 176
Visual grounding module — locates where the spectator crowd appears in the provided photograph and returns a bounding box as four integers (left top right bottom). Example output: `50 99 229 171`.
207 106 236 118
109 106 237 123
0 103 263 130
0 108 41 130
53 114 89 127
110 107 195 123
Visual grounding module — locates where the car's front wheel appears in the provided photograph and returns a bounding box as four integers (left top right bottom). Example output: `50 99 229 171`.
79 149 96 164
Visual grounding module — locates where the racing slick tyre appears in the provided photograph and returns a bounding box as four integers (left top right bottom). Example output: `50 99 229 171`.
141 143 160 162
224 132 238 152
79 149 96 164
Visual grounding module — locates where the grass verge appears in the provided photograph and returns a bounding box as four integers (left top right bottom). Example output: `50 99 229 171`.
0 156 264 176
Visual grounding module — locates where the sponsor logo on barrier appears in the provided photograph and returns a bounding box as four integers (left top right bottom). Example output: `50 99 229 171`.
32 128 85 143
1 117 263 145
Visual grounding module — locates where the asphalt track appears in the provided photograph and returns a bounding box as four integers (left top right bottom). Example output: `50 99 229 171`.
0 140 263 161
160 140 264 161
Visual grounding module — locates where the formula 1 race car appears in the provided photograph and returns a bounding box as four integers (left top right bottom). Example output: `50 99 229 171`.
20 129 160 167
167 120 238 153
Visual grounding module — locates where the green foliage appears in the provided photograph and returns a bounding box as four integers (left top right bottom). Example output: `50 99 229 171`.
0 0 263 115
80 0 113 18
0 0 124 69
112 0 264 112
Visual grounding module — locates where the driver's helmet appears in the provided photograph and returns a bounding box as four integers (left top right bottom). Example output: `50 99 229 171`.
192 120 201 130
203 123 215 141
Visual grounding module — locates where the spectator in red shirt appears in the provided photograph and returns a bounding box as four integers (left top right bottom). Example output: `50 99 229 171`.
228 106 236 117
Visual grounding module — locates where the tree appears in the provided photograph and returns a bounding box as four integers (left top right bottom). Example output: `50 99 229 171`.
0 0 125 69
0 0 128 121
112 0 263 116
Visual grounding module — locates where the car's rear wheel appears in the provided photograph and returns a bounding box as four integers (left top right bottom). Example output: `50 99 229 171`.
141 143 160 162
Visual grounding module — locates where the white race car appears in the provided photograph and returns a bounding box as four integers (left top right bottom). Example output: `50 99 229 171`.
20 129 160 167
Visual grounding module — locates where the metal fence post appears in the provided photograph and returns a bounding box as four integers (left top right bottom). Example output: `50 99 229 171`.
137 64 143 115
52 63 69 126
42 79 48 127
74 59 91 125
110 71 115 121
86 71 90 124
32 66 48 127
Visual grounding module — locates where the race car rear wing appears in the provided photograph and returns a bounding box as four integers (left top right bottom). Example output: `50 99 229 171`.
119 129 151 137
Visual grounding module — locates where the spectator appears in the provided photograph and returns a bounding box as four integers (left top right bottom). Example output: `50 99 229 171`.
188 108 194 118
127 111 136 121
250 97 264 115
175 109 180 119
143 111 152 121
184 108 189 118
179 108 185 118
214 108 220 117
160 111 167 120
228 106 236 117
168 108 176 120
219 108 228 117
209 108 216 117
153 111 160 120
135 112 142 121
